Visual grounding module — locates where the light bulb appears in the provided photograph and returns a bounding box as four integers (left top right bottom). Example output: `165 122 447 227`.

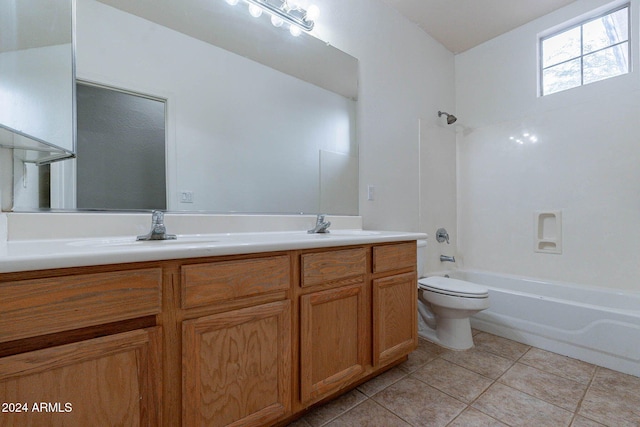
271 15 284 27
225 0 239 5
248 4 263 18
305 5 320 21
289 25 302 36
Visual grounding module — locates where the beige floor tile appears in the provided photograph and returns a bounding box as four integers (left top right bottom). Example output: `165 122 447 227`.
356 367 407 397
302 389 367 427
589 367 640 401
416 337 451 357
397 347 440 374
411 358 493 403
372 376 466 427
291 337 640 427
441 348 513 379
472 332 531 361
499 363 588 411
324 400 411 427
472 383 573 427
578 369 640 427
448 407 509 427
519 348 596 384
578 388 640 427
570 415 607 427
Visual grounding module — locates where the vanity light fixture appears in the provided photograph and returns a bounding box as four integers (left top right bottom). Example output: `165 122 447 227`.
225 0 320 36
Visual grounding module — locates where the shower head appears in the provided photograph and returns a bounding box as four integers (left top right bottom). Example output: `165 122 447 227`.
438 111 457 125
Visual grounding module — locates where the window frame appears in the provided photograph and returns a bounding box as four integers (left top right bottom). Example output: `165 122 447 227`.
539 3 631 96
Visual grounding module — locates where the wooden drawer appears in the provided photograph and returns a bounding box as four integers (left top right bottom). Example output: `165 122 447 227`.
372 242 416 274
181 255 290 309
0 327 161 426
301 248 366 287
0 268 162 342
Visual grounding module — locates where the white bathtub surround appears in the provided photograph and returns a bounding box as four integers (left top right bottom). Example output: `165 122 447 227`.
456 0 640 292
419 119 458 274
446 270 640 377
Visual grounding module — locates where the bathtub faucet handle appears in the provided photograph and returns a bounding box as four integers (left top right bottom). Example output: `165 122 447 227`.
436 228 450 244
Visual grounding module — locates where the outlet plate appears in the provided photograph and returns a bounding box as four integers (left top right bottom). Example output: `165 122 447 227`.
180 191 194 203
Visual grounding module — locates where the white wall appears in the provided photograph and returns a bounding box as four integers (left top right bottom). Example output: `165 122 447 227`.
456 0 640 291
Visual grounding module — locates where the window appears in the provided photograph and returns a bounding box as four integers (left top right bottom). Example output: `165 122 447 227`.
541 4 630 96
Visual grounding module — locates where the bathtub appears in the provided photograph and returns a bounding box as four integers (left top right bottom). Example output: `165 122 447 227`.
440 270 640 377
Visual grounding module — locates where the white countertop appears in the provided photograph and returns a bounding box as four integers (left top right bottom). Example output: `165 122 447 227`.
0 229 428 273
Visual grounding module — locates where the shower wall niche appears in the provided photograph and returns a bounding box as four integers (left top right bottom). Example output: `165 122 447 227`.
535 211 562 254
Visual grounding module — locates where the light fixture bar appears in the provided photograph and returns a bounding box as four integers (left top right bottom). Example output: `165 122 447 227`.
244 0 315 31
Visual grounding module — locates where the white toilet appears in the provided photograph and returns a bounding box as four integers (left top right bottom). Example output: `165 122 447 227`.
416 240 490 350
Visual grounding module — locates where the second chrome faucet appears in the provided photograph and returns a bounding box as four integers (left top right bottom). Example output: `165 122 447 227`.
308 214 331 234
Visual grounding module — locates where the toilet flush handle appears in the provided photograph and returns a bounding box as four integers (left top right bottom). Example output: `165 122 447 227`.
436 228 450 244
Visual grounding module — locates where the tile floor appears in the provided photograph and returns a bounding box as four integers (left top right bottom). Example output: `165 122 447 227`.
288 331 640 427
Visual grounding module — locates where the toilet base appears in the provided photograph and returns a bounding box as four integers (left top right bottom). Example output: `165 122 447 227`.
418 316 475 351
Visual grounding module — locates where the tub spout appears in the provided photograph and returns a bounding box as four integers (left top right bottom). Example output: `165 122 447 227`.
440 255 456 263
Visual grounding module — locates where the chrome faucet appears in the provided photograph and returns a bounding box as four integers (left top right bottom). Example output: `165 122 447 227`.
307 214 331 234
440 255 456 263
137 210 177 241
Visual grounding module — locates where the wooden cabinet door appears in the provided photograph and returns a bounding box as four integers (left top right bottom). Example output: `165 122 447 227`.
373 272 418 367
300 283 367 404
182 300 291 427
0 327 161 427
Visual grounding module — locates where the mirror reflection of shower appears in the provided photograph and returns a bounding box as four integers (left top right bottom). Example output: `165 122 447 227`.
438 110 457 125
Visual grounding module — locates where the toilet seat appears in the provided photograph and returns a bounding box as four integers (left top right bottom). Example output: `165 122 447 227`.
418 276 489 299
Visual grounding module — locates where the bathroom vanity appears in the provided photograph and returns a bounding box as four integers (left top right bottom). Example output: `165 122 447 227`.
0 229 420 426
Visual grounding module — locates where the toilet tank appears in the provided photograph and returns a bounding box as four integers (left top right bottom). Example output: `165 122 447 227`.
417 240 427 278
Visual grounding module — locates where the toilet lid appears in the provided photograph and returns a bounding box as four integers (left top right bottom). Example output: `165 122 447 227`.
418 276 489 298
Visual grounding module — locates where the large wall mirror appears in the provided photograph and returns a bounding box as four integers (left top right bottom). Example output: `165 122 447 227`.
11 0 359 214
